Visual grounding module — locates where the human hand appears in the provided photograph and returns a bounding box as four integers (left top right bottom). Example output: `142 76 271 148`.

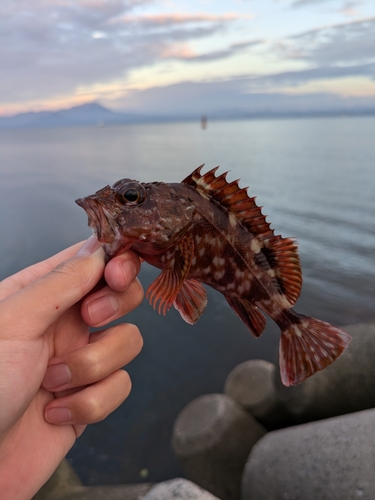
0 236 144 500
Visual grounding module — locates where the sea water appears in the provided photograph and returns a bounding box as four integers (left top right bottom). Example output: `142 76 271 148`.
0 117 374 483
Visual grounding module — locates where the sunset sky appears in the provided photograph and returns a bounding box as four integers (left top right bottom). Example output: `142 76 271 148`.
1 0 375 116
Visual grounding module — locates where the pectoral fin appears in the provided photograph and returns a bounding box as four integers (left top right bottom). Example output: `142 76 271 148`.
146 235 194 316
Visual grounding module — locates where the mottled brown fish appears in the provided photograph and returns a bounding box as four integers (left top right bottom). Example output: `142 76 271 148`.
76 165 351 386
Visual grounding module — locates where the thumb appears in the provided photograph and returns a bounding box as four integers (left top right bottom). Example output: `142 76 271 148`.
0 237 105 340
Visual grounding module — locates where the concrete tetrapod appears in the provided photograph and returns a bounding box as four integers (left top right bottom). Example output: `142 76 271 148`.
143 478 220 499
172 393 266 500
226 323 375 428
224 360 279 418
242 408 375 500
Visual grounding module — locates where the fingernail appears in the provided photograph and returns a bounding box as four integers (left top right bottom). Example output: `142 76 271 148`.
77 235 102 256
87 295 118 325
45 407 72 424
42 363 71 389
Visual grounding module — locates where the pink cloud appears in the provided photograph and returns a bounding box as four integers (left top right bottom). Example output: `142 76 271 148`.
111 12 253 27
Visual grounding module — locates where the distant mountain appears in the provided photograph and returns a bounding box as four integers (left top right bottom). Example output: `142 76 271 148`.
1 100 375 129
0 102 144 129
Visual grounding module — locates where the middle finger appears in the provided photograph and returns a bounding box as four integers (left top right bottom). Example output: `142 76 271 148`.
42 323 143 392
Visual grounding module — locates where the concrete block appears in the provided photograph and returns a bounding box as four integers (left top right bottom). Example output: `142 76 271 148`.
224 360 279 418
57 483 153 500
32 459 82 500
242 408 375 500
172 393 267 500
144 478 220 499
232 323 375 428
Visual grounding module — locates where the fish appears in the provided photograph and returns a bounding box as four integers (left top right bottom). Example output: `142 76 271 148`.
76 165 351 386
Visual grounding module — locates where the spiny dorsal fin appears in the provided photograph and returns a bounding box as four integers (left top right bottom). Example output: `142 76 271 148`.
182 165 274 240
183 166 303 304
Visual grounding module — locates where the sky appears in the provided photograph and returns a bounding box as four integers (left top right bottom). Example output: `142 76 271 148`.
1 0 375 117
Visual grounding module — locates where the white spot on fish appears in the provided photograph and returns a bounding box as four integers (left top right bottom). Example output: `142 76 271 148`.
293 325 302 338
212 256 226 267
204 233 214 245
196 235 202 245
229 213 237 227
267 269 276 278
251 238 262 254
278 295 291 309
214 269 225 280
192 256 197 266
235 269 245 279
199 247 205 257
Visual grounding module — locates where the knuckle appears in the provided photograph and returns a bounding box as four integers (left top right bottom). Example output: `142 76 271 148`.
80 371 132 423
81 348 103 380
123 323 144 354
81 393 108 422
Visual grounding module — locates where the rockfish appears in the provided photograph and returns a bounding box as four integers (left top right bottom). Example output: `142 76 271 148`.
76 166 351 386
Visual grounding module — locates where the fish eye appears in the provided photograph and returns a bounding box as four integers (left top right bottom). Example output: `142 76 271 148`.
116 182 146 205
123 188 139 202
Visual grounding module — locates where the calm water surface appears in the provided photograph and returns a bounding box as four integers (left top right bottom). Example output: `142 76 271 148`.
1 117 374 484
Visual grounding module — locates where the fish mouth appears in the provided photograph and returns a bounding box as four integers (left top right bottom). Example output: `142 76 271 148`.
76 197 134 258
75 197 117 244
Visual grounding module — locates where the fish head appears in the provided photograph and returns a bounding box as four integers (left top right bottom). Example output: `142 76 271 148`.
76 178 195 257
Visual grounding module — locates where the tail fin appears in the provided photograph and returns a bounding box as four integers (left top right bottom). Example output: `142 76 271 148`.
279 315 351 386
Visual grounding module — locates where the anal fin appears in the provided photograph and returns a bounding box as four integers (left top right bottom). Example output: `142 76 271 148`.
174 279 207 325
225 295 266 338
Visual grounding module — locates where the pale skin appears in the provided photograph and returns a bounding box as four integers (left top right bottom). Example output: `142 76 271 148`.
0 235 144 500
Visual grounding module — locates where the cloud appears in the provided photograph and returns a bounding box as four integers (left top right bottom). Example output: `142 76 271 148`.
1 0 374 115
274 17 375 66
291 0 330 5
292 0 332 7
113 12 251 27
246 63 375 90
285 0 364 15
108 77 375 117
288 0 362 7
162 39 263 62
0 1 247 104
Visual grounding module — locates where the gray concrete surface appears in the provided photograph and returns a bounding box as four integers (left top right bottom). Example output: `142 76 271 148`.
242 407 375 500
144 478 220 499
234 322 375 428
32 459 82 500
32 458 153 500
57 484 154 500
224 360 279 418
172 393 266 500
